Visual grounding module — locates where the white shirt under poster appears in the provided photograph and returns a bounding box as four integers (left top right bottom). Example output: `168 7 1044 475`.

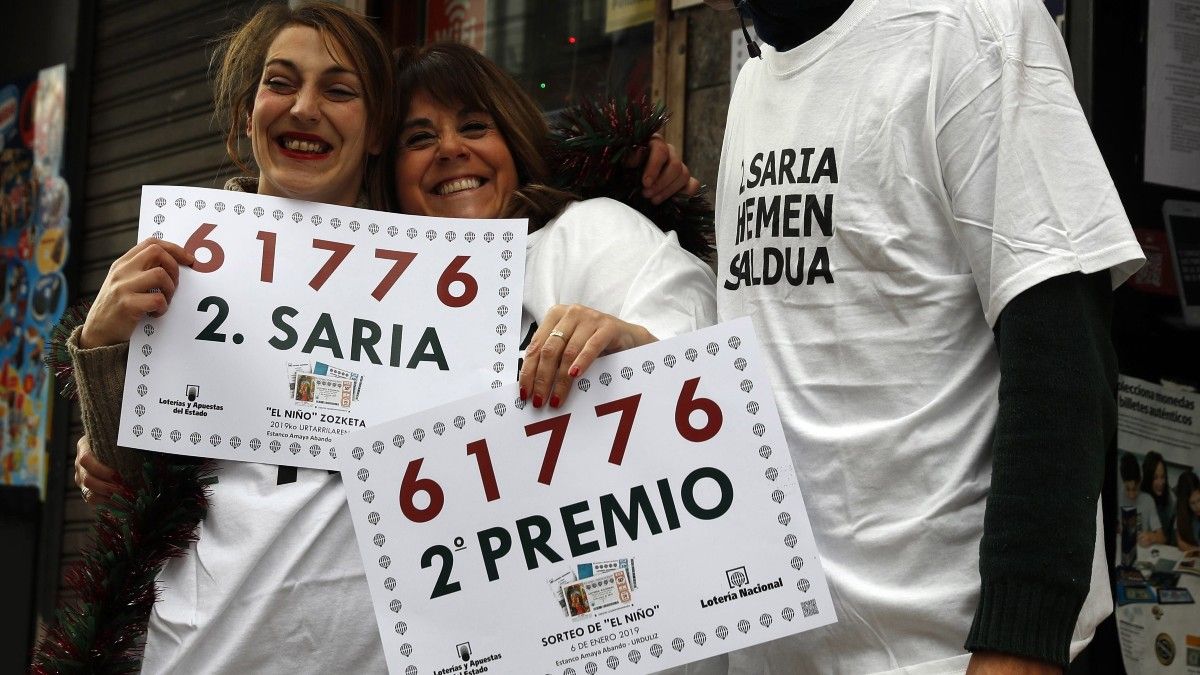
117 185 525 470
1144 0 1200 192
339 318 834 674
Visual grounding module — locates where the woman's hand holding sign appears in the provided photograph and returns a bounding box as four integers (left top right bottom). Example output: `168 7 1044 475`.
520 304 657 409
81 237 194 348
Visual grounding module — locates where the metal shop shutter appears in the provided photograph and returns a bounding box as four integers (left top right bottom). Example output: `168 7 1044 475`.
55 0 260 611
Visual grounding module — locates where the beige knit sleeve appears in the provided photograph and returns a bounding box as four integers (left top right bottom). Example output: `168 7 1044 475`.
67 325 146 485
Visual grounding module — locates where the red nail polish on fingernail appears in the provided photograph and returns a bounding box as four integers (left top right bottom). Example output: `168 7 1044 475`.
533 395 544 408
520 387 527 400
550 395 561 408
568 366 579 378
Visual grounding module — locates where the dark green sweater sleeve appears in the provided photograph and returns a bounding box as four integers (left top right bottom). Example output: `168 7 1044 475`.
964 271 1116 666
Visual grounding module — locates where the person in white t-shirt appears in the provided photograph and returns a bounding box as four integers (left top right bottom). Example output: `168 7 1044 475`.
705 0 1144 673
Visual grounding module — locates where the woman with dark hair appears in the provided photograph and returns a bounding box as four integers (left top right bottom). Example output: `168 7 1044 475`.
388 43 716 408
1177 471 1200 554
1142 451 1175 545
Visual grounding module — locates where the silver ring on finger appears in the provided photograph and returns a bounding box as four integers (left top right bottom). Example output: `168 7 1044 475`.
81 486 93 503
548 329 567 342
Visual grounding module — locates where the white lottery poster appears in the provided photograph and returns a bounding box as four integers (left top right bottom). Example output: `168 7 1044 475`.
340 318 834 675
117 185 525 470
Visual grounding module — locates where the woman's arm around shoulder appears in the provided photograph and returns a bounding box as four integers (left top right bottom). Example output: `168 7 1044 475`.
532 197 716 337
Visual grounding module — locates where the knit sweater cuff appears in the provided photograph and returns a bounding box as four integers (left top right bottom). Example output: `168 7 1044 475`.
964 577 1083 667
67 326 144 484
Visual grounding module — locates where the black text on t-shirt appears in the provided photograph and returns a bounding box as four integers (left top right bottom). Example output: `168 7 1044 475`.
725 146 837 290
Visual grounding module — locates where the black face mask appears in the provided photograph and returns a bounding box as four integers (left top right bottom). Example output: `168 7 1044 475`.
738 0 854 52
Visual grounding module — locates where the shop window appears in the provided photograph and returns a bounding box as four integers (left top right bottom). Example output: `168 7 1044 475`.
423 0 655 114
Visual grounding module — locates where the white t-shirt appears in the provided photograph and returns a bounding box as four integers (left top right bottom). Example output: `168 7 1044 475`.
714 0 1144 673
520 198 717 343
142 197 717 674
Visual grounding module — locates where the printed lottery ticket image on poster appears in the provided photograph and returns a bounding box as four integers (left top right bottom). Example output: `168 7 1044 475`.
561 569 634 620
292 372 351 409
338 318 835 674
117 186 525 470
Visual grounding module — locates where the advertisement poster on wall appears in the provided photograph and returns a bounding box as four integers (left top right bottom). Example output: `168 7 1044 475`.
0 64 68 495
1144 0 1200 192
1114 375 1200 674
